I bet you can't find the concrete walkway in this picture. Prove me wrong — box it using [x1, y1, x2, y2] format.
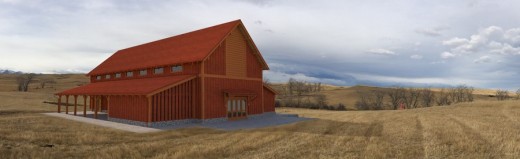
[43, 111, 312, 133]
[42, 112, 161, 133]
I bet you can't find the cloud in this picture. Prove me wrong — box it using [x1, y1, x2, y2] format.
[264, 71, 352, 86]
[410, 54, 423, 59]
[415, 26, 449, 37]
[441, 52, 455, 59]
[488, 41, 520, 55]
[473, 55, 492, 63]
[366, 48, 396, 55]
[442, 26, 520, 55]
[442, 37, 469, 46]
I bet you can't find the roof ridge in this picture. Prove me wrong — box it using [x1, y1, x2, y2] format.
[87, 19, 241, 76]
[118, 19, 242, 53]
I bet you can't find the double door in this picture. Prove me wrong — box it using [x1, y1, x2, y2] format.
[227, 97, 247, 120]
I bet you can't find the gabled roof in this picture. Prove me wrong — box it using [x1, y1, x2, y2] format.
[57, 75, 195, 96]
[88, 19, 269, 76]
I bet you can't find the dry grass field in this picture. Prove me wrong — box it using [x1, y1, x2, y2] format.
[1, 74, 520, 158]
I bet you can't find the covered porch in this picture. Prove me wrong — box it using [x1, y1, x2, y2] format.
[55, 75, 197, 125]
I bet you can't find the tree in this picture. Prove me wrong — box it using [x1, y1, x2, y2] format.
[372, 90, 385, 110]
[16, 73, 36, 92]
[388, 86, 406, 110]
[403, 88, 421, 109]
[436, 88, 451, 106]
[263, 78, 271, 86]
[39, 77, 56, 89]
[355, 91, 371, 110]
[496, 89, 509, 101]
[420, 88, 435, 107]
[315, 93, 327, 109]
[516, 88, 520, 100]
[337, 103, 346, 111]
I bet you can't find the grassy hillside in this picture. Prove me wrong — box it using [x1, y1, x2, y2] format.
[270, 83, 497, 110]
[1, 74, 519, 158]
[1, 93, 520, 158]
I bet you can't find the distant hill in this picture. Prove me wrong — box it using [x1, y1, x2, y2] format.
[0, 69, 23, 74]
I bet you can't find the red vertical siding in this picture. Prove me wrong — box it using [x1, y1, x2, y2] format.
[246, 45, 263, 78]
[263, 87, 275, 112]
[108, 95, 148, 122]
[204, 77, 263, 119]
[204, 42, 226, 75]
[149, 78, 200, 122]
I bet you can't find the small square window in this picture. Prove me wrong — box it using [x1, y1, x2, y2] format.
[154, 67, 164, 74]
[171, 65, 183, 72]
[139, 69, 147, 76]
[126, 71, 133, 77]
[105, 74, 111, 79]
[96, 76, 101, 80]
[115, 73, 121, 78]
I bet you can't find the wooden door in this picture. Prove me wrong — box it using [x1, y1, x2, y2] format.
[227, 97, 247, 120]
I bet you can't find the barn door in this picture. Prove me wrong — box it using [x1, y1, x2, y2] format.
[227, 97, 247, 120]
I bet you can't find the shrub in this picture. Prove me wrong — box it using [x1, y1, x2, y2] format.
[337, 103, 347, 111]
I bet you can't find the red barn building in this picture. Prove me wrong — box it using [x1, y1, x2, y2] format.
[56, 20, 277, 126]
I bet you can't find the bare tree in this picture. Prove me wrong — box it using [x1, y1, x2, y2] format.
[420, 88, 435, 107]
[516, 88, 520, 100]
[496, 89, 510, 101]
[315, 93, 328, 109]
[404, 88, 421, 109]
[372, 90, 385, 110]
[263, 78, 271, 86]
[39, 77, 56, 89]
[16, 73, 36, 92]
[436, 88, 451, 106]
[355, 91, 371, 110]
[388, 86, 406, 110]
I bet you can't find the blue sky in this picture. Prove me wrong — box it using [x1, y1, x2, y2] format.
[1, 0, 520, 89]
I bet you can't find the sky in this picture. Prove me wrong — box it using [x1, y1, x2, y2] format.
[1, 0, 520, 90]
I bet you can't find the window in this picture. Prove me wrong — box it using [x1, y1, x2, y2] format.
[154, 67, 164, 74]
[115, 73, 121, 78]
[105, 74, 111, 79]
[171, 65, 183, 72]
[126, 71, 133, 77]
[139, 69, 147, 76]
[96, 76, 101, 80]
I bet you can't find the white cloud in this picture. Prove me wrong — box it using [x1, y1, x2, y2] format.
[366, 48, 396, 55]
[441, 52, 455, 59]
[488, 41, 520, 55]
[442, 26, 520, 57]
[473, 55, 492, 63]
[442, 37, 469, 46]
[410, 54, 423, 59]
[264, 71, 348, 86]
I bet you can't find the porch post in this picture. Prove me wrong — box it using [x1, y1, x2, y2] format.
[73, 95, 78, 116]
[57, 95, 61, 113]
[94, 96, 98, 119]
[83, 95, 87, 117]
[65, 95, 69, 114]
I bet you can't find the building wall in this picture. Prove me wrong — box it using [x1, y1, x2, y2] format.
[150, 78, 200, 122]
[246, 45, 263, 78]
[263, 87, 276, 112]
[108, 95, 148, 122]
[225, 28, 247, 77]
[204, 42, 226, 75]
[204, 77, 263, 119]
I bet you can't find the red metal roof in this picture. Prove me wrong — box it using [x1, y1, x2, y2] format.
[88, 20, 242, 75]
[57, 75, 195, 96]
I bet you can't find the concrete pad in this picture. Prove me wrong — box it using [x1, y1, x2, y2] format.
[43, 111, 312, 132]
[42, 112, 161, 133]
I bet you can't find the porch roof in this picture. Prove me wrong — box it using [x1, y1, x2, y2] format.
[56, 75, 196, 96]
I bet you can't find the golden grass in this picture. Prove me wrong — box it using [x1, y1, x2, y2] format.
[1, 75, 520, 158]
